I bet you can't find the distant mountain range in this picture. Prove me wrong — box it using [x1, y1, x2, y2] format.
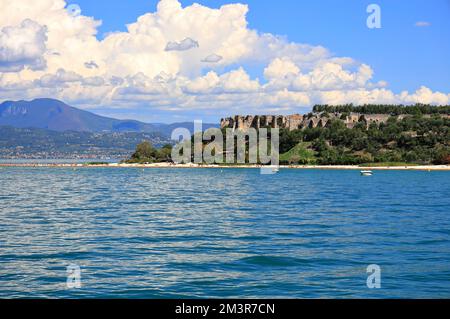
[0, 98, 219, 159]
[0, 98, 218, 136]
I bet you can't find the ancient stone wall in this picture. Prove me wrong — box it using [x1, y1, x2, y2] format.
[220, 112, 395, 131]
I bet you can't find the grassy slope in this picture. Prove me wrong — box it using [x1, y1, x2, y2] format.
[280, 142, 317, 164]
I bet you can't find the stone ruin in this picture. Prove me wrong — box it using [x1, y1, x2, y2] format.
[220, 113, 397, 131]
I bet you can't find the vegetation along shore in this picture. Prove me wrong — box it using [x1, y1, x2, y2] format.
[120, 104, 450, 167]
[1, 104, 449, 168]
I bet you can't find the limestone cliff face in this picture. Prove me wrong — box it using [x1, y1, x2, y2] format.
[220, 113, 394, 131]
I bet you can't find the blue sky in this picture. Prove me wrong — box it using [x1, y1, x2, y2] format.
[68, 0, 450, 93]
[1, 0, 449, 123]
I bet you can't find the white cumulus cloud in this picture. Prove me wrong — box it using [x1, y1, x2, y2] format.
[0, 19, 47, 72]
[0, 0, 448, 119]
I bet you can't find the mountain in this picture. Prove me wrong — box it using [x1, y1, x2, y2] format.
[151, 122, 219, 136]
[0, 98, 153, 132]
[0, 98, 218, 135]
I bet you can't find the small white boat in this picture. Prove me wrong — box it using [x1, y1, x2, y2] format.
[360, 170, 373, 176]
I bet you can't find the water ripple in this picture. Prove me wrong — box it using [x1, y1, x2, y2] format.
[0, 168, 449, 298]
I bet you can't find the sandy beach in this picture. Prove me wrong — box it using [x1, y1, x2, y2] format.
[0, 162, 449, 171]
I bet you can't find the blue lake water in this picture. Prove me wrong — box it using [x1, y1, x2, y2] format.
[0, 167, 449, 298]
[0, 158, 120, 164]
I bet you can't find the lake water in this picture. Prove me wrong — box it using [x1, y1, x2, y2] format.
[0, 158, 120, 164]
[0, 167, 449, 298]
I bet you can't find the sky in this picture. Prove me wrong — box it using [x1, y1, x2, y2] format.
[1, 0, 449, 123]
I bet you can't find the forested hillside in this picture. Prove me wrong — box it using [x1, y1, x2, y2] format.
[280, 114, 450, 165]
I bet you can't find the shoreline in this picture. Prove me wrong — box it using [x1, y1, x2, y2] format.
[0, 162, 449, 171]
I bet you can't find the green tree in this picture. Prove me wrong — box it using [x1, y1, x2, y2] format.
[156, 144, 173, 162]
[130, 141, 157, 163]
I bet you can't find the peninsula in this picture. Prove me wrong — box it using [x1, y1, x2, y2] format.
[1, 104, 449, 169]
